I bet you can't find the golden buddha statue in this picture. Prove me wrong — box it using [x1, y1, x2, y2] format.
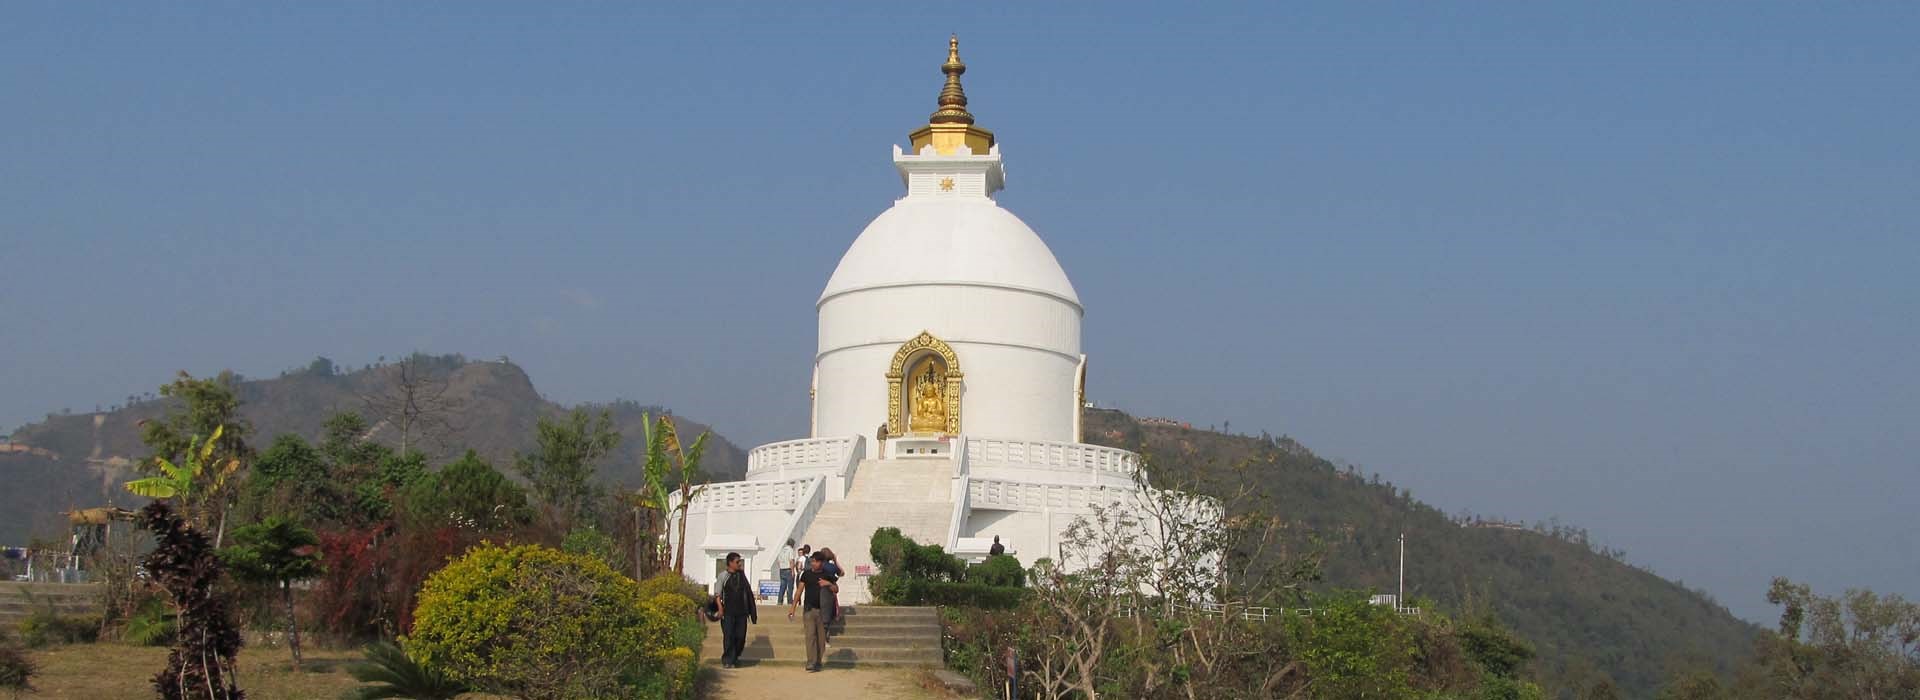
[908, 359, 947, 433]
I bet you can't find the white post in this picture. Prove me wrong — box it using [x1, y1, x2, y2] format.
[1398, 532, 1406, 611]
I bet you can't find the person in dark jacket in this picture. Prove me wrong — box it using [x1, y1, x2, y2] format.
[715, 552, 758, 668]
[817, 547, 843, 629]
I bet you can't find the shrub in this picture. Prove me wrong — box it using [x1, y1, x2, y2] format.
[405, 543, 677, 699]
[870, 527, 965, 582]
[870, 528, 1024, 608]
[346, 641, 468, 700]
[17, 611, 101, 648]
[637, 573, 708, 611]
[125, 596, 178, 647]
[871, 577, 1026, 609]
[967, 554, 1025, 588]
[561, 526, 625, 573]
[0, 643, 36, 697]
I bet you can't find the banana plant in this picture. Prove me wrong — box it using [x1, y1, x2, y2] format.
[125, 425, 242, 529]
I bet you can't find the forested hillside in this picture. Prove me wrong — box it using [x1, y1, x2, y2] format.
[0, 355, 745, 545]
[1083, 408, 1759, 698]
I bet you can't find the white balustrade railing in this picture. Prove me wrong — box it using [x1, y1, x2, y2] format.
[952, 434, 971, 478]
[964, 437, 1141, 482]
[967, 478, 1134, 513]
[1118, 601, 1421, 621]
[946, 475, 971, 551]
[694, 477, 814, 512]
[746, 435, 862, 479]
[769, 476, 826, 576]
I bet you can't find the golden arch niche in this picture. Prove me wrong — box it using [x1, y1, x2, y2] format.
[887, 331, 963, 436]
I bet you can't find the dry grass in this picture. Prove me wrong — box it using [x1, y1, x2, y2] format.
[27, 642, 367, 700]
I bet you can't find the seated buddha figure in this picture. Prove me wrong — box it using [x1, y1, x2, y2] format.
[909, 361, 946, 433]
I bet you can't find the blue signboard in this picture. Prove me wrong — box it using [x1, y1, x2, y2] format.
[758, 580, 781, 597]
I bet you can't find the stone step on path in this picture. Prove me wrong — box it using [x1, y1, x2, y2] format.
[798, 459, 955, 604]
[702, 605, 944, 668]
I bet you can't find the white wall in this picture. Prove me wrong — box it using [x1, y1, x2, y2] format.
[673, 507, 805, 586]
[816, 283, 1081, 442]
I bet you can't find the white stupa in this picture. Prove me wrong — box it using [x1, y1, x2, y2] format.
[673, 38, 1148, 598]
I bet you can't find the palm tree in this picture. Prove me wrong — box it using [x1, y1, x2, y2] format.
[347, 642, 467, 700]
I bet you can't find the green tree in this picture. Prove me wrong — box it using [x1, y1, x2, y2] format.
[1458, 614, 1536, 679]
[236, 434, 336, 524]
[402, 450, 530, 530]
[321, 412, 391, 470]
[1289, 594, 1417, 699]
[219, 517, 325, 669]
[1655, 669, 1728, 700]
[514, 408, 620, 531]
[1751, 577, 1920, 699]
[140, 371, 250, 474]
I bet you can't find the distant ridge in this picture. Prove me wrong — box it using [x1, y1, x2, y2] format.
[0, 355, 746, 545]
[1082, 408, 1759, 698]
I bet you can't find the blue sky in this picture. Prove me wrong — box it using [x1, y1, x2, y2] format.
[2, 4, 1915, 624]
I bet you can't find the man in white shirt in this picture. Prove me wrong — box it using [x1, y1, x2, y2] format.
[774, 539, 797, 605]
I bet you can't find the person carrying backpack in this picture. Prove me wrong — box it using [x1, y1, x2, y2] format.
[715, 552, 758, 668]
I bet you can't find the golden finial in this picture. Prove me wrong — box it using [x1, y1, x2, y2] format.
[930, 34, 973, 124]
[910, 35, 995, 155]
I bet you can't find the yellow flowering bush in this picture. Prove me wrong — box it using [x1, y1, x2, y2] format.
[636, 572, 708, 609]
[405, 544, 676, 699]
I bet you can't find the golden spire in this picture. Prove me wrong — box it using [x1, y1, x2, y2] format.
[909, 35, 995, 155]
[930, 35, 973, 125]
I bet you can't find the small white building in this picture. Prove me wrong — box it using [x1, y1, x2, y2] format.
[672, 38, 1158, 599]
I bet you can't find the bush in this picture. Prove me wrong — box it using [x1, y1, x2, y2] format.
[870, 528, 1024, 608]
[346, 641, 468, 700]
[17, 611, 101, 648]
[967, 554, 1025, 588]
[870, 527, 966, 582]
[405, 543, 679, 699]
[125, 596, 178, 647]
[637, 572, 708, 611]
[871, 577, 1026, 609]
[0, 643, 36, 696]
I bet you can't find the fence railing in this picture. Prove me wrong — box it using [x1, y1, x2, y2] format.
[946, 475, 971, 551]
[1119, 600, 1422, 621]
[693, 477, 815, 512]
[768, 476, 826, 576]
[746, 435, 862, 479]
[967, 478, 1133, 513]
[964, 437, 1140, 483]
[828, 436, 866, 498]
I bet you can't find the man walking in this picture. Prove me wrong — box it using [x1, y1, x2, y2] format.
[715, 552, 757, 668]
[775, 539, 797, 606]
[787, 550, 839, 672]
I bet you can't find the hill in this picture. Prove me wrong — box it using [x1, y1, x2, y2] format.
[0, 355, 746, 545]
[1083, 408, 1759, 698]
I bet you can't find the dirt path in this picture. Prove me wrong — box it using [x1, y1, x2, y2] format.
[703, 663, 948, 699]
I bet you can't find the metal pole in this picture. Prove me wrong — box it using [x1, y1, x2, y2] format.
[1398, 532, 1406, 610]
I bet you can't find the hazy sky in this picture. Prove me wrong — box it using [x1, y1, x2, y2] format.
[3, 4, 1914, 624]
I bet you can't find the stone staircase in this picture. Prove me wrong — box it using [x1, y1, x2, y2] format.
[796, 458, 954, 602]
[699, 605, 943, 668]
[0, 582, 102, 630]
